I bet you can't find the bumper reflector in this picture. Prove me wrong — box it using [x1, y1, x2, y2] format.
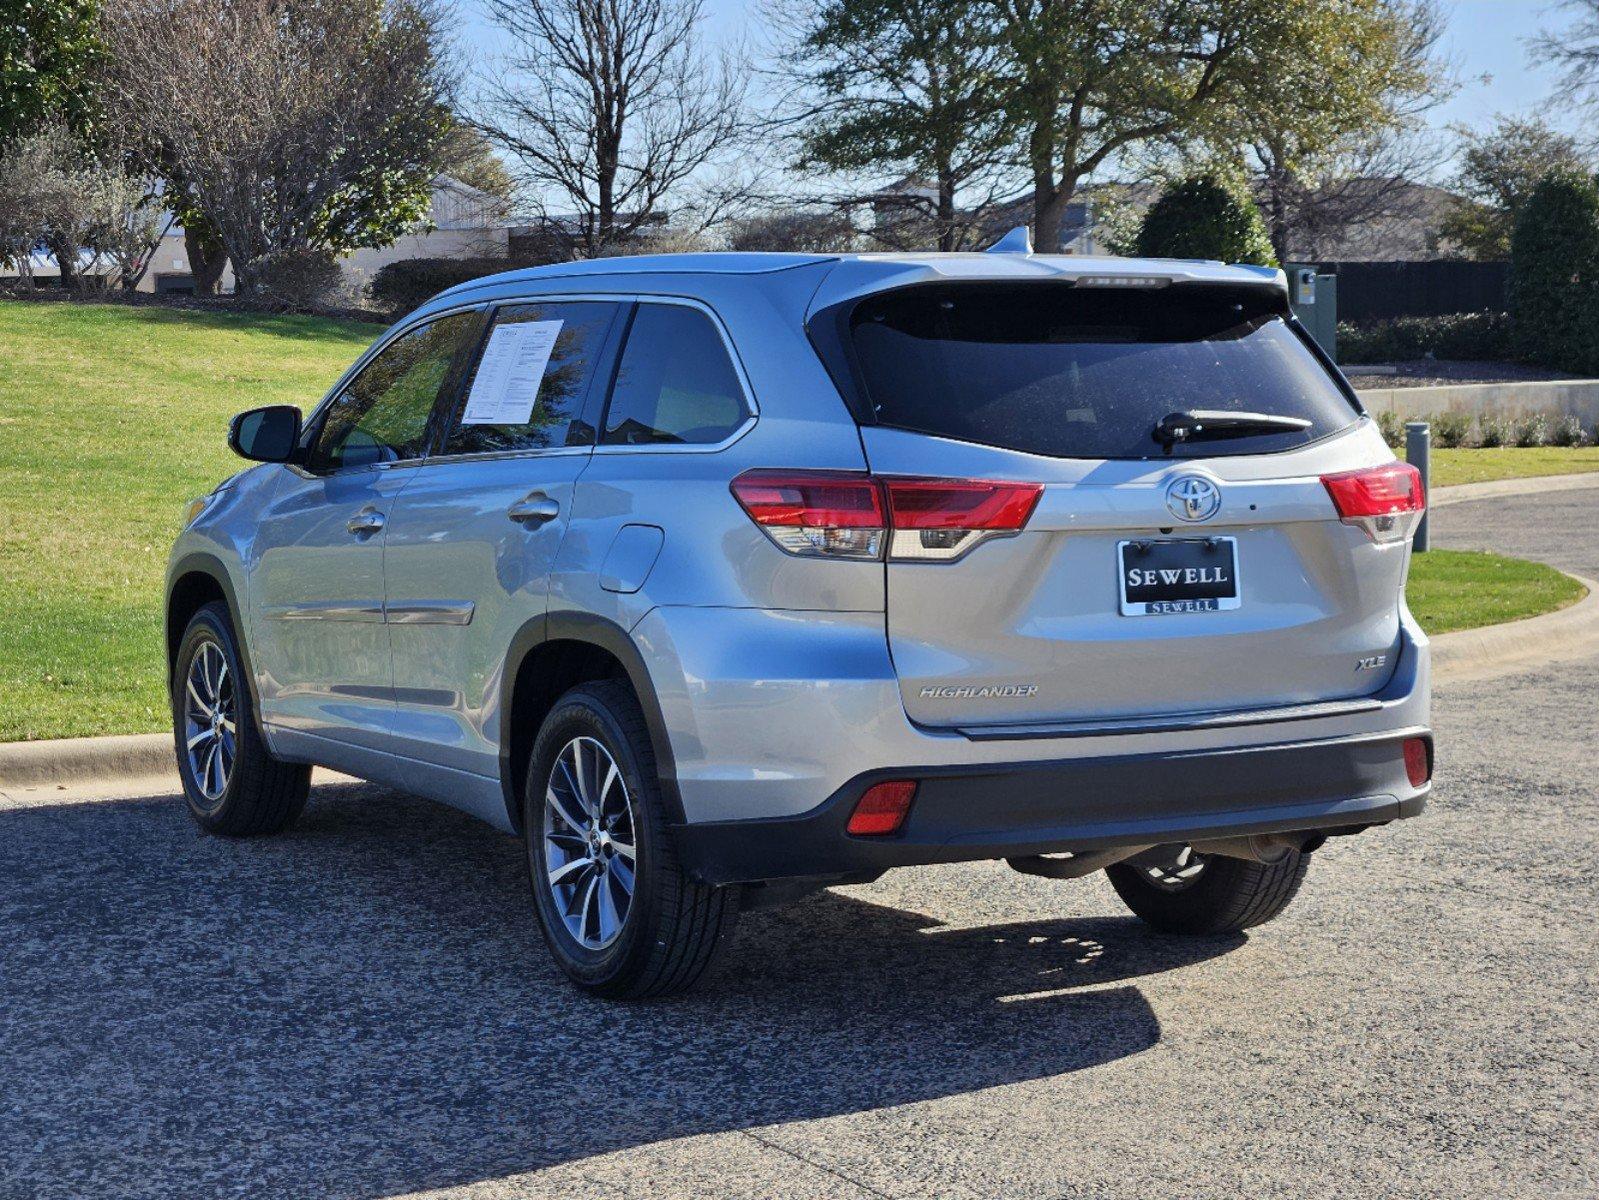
[1402, 737, 1432, 788]
[847, 780, 918, 836]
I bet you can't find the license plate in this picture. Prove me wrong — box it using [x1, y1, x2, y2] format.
[1118, 537, 1240, 616]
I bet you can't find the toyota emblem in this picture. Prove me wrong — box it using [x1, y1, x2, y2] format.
[1165, 476, 1222, 522]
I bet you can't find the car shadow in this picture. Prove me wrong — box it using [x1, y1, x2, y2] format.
[0, 781, 1244, 1199]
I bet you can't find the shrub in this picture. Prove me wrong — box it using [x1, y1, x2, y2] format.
[253, 249, 343, 309]
[1134, 173, 1277, 267]
[1336, 311, 1515, 365]
[1477, 414, 1511, 448]
[1514, 412, 1550, 447]
[368, 256, 549, 316]
[1375, 409, 1406, 449]
[1430, 411, 1474, 448]
[1510, 170, 1599, 373]
[1551, 412, 1589, 446]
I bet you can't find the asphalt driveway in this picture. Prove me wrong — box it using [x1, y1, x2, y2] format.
[2, 490, 1595, 1199]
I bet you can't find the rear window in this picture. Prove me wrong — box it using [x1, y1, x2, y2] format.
[846, 283, 1358, 459]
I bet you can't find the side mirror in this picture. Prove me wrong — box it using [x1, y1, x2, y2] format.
[228, 405, 302, 463]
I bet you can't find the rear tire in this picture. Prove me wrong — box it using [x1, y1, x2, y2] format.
[1106, 843, 1310, 934]
[524, 680, 740, 999]
[171, 601, 310, 835]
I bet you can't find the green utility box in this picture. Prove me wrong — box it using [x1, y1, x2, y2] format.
[1286, 265, 1337, 360]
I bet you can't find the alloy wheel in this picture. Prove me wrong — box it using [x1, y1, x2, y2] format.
[183, 641, 236, 805]
[542, 736, 638, 950]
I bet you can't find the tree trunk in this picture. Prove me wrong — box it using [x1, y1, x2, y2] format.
[184, 222, 227, 296]
[936, 175, 957, 252]
[46, 232, 79, 291]
[1033, 172, 1078, 253]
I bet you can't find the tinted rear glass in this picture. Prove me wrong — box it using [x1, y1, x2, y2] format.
[847, 283, 1358, 459]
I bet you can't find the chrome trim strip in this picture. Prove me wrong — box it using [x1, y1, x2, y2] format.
[260, 601, 386, 623]
[384, 600, 476, 626]
[951, 697, 1386, 741]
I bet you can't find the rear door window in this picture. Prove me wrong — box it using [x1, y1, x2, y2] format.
[601, 303, 749, 446]
[443, 300, 621, 456]
[845, 283, 1358, 459]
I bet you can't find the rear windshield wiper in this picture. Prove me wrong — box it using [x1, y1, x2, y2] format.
[1152, 410, 1312, 450]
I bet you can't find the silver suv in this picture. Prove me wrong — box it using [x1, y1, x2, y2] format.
[166, 250, 1432, 997]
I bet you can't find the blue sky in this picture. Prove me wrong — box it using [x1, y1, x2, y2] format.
[460, 0, 1589, 166]
[1435, 0, 1585, 132]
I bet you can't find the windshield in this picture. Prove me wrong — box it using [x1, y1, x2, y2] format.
[846, 282, 1359, 459]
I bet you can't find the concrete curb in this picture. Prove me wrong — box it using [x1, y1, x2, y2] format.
[1430, 572, 1599, 684]
[3, 473, 1596, 788]
[1430, 470, 1599, 508]
[0, 733, 172, 790]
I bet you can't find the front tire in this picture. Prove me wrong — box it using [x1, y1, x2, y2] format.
[171, 601, 310, 835]
[524, 681, 740, 998]
[1106, 843, 1310, 934]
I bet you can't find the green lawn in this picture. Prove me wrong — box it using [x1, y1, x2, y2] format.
[0, 303, 1588, 741]
[1406, 549, 1586, 635]
[0, 300, 383, 741]
[1419, 446, 1599, 488]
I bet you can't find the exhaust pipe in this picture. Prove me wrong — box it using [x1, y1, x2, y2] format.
[1008, 832, 1318, 881]
[1007, 845, 1154, 880]
[1189, 832, 1309, 864]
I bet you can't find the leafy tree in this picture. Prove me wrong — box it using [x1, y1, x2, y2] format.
[780, 0, 1014, 251]
[1219, 1, 1450, 262]
[1134, 173, 1276, 266]
[1440, 116, 1589, 261]
[1509, 170, 1599, 373]
[0, 118, 161, 290]
[438, 121, 517, 205]
[101, 0, 452, 297]
[991, 0, 1447, 252]
[0, 0, 99, 148]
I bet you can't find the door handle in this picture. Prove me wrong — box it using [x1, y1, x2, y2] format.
[507, 492, 561, 525]
[347, 507, 386, 536]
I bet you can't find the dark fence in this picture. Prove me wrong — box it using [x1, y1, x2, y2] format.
[1314, 260, 1510, 324]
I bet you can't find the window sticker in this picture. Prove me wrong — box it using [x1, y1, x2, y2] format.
[461, 320, 564, 425]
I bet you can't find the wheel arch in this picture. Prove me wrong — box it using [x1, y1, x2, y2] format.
[165, 553, 265, 719]
[499, 611, 684, 834]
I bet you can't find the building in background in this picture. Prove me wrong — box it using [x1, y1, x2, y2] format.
[2, 175, 512, 296]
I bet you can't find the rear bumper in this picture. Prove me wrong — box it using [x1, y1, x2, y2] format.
[673, 728, 1430, 886]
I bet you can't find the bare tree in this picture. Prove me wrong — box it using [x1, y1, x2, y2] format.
[1533, 0, 1599, 110]
[725, 205, 859, 252]
[99, 0, 453, 297]
[472, 0, 749, 255]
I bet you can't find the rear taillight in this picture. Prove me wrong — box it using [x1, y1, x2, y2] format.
[883, 478, 1043, 561]
[730, 471, 1041, 562]
[1403, 736, 1432, 787]
[846, 780, 917, 835]
[729, 470, 885, 559]
[1321, 462, 1425, 544]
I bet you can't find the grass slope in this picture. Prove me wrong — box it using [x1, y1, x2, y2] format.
[1422, 446, 1599, 488]
[0, 301, 382, 741]
[1407, 549, 1585, 635]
